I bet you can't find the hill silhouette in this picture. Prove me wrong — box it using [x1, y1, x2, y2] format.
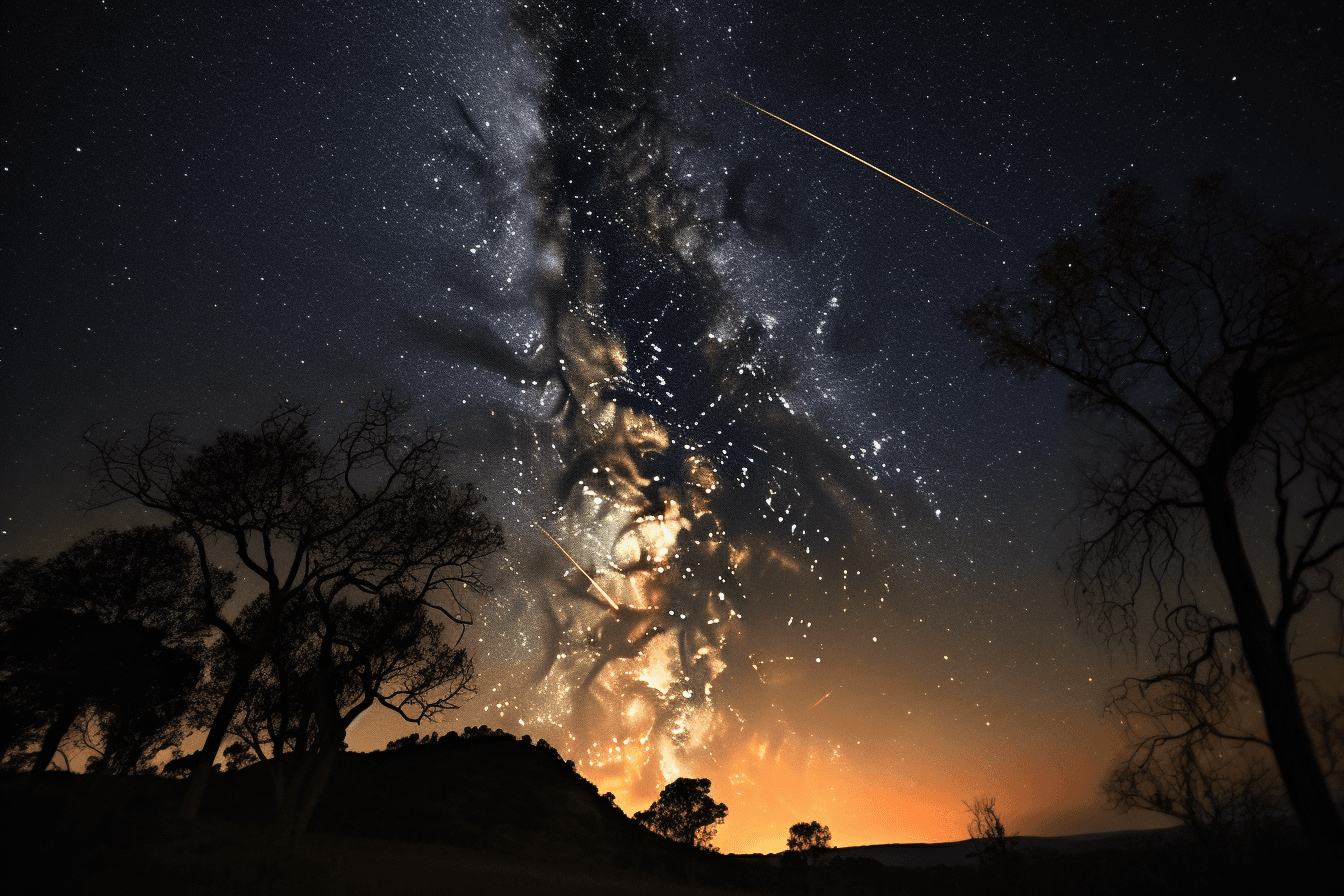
[212, 727, 694, 867]
[3, 728, 769, 895]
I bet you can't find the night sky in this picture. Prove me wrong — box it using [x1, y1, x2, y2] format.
[4, 0, 1341, 853]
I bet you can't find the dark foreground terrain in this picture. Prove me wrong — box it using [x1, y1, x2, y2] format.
[0, 730, 1326, 895]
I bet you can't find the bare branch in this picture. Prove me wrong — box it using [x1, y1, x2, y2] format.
[960, 174, 1344, 850]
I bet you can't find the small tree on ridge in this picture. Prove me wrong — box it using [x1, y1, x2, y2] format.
[634, 776, 728, 850]
[786, 820, 832, 866]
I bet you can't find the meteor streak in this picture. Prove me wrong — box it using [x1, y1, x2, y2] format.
[729, 92, 1000, 237]
[535, 521, 621, 611]
[810, 690, 834, 709]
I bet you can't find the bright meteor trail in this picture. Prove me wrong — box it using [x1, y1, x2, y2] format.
[729, 92, 1000, 237]
[534, 522, 621, 611]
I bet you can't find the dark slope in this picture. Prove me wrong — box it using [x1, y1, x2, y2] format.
[201, 726, 770, 887]
[2, 729, 760, 895]
[244, 728, 665, 863]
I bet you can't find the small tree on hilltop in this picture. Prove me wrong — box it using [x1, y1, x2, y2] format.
[786, 820, 832, 866]
[634, 777, 728, 851]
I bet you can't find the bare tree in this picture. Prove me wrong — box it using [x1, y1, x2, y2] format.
[264, 585, 475, 843]
[1103, 603, 1281, 843]
[958, 174, 1344, 854]
[1106, 732, 1285, 845]
[1106, 627, 1344, 844]
[963, 795, 1019, 864]
[88, 394, 504, 820]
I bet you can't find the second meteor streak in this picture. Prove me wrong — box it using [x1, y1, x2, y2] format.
[729, 92, 1000, 237]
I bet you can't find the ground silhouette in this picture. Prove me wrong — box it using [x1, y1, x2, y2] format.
[3, 725, 1326, 895]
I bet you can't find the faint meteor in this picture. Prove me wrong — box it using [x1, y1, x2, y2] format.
[535, 521, 621, 611]
[810, 690, 834, 709]
[728, 92, 1000, 237]
[452, 93, 487, 145]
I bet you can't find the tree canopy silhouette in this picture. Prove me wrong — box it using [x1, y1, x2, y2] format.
[634, 777, 728, 850]
[215, 582, 476, 843]
[88, 394, 504, 826]
[959, 174, 1344, 854]
[0, 526, 213, 773]
[786, 820, 832, 866]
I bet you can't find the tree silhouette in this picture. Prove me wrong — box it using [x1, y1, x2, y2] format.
[0, 527, 212, 772]
[88, 394, 504, 822]
[959, 175, 1344, 855]
[634, 777, 728, 850]
[963, 795, 1019, 865]
[222, 585, 476, 844]
[82, 623, 202, 775]
[1105, 732, 1287, 846]
[204, 592, 321, 807]
[1104, 658, 1344, 846]
[786, 820, 832, 866]
[1, 608, 117, 771]
[0, 555, 56, 765]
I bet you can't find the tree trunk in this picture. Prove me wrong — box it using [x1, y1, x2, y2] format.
[266, 746, 288, 812]
[273, 736, 341, 849]
[288, 741, 341, 848]
[29, 701, 82, 773]
[273, 748, 317, 846]
[1201, 480, 1344, 856]
[179, 653, 259, 820]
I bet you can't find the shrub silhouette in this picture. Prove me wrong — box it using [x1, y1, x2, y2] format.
[964, 795, 1019, 865]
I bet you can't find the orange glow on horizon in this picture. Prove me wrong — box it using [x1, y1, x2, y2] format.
[347, 664, 1175, 856]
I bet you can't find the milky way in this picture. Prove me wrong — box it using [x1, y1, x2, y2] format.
[430, 0, 953, 802]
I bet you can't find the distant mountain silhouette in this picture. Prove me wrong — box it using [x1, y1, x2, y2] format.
[824, 828, 1194, 869]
